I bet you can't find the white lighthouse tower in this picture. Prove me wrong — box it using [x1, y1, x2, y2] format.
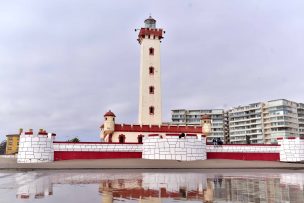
[138, 16, 164, 125]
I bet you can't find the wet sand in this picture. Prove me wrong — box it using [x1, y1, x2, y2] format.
[0, 157, 304, 170]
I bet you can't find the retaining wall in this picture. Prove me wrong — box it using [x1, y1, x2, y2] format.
[17, 133, 55, 163]
[278, 137, 304, 162]
[206, 144, 280, 161]
[142, 134, 207, 161]
[53, 142, 142, 161]
[17, 132, 304, 163]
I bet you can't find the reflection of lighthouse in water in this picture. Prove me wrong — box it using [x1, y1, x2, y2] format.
[98, 173, 207, 202]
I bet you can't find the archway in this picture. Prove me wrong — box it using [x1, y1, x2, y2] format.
[137, 135, 144, 144]
[118, 134, 125, 143]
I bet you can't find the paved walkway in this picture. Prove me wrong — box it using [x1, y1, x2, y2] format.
[1, 158, 304, 170]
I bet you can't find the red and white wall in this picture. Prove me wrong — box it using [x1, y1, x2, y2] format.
[53, 142, 142, 160]
[106, 124, 202, 143]
[206, 144, 280, 161]
[17, 131, 304, 163]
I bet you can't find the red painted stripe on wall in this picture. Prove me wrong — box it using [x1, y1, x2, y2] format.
[207, 152, 280, 161]
[54, 151, 142, 161]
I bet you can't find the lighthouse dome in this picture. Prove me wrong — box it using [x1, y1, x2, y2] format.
[144, 16, 156, 28]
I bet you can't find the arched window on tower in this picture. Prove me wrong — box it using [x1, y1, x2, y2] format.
[137, 135, 144, 144]
[149, 47, 154, 55]
[118, 134, 125, 143]
[149, 106, 155, 115]
[149, 86, 154, 94]
[149, 66, 154, 75]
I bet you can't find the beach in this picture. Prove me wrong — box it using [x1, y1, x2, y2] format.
[1, 157, 304, 170]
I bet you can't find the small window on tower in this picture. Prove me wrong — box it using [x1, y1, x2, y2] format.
[149, 106, 155, 115]
[149, 86, 154, 94]
[149, 47, 154, 55]
[149, 67, 154, 75]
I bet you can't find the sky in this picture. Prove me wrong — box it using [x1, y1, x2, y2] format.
[1, 0, 304, 141]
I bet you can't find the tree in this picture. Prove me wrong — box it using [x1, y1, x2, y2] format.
[67, 137, 80, 143]
[0, 140, 7, 155]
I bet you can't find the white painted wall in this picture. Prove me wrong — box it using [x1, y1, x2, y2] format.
[104, 116, 115, 133]
[17, 133, 55, 163]
[279, 138, 304, 162]
[139, 34, 162, 125]
[53, 143, 142, 152]
[206, 145, 280, 153]
[142, 135, 207, 161]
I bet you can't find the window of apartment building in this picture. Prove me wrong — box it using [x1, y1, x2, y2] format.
[149, 86, 154, 94]
[149, 66, 154, 75]
[149, 47, 154, 55]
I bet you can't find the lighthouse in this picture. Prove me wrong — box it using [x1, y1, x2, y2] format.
[137, 16, 164, 125]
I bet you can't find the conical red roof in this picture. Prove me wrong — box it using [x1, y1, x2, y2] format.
[104, 110, 116, 117]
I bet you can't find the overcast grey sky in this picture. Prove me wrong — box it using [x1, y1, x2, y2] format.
[1, 0, 304, 141]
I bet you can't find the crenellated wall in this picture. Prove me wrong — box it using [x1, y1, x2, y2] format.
[16, 131, 304, 163]
[108, 124, 203, 143]
[17, 132, 56, 163]
[142, 134, 207, 161]
[278, 137, 304, 162]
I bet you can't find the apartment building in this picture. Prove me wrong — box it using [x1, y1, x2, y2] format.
[262, 99, 299, 143]
[298, 103, 304, 137]
[171, 99, 304, 144]
[228, 99, 302, 144]
[6, 134, 20, 155]
[171, 109, 227, 143]
[228, 103, 264, 144]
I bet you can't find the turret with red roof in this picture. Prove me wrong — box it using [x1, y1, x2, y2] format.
[101, 110, 116, 142]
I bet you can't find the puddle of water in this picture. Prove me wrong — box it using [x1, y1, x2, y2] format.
[0, 170, 303, 203]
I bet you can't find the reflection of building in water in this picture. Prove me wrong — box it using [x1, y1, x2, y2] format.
[98, 173, 207, 202]
[209, 174, 304, 203]
[14, 172, 304, 203]
[16, 173, 53, 199]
